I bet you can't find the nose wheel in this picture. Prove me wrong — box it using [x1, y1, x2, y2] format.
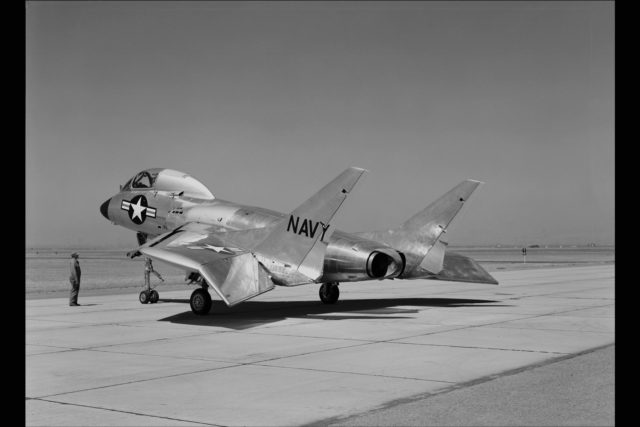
[139, 290, 149, 304]
[139, 289, 159, 304]
[149, 289, 159, 303]
[319, 282, 340, 304]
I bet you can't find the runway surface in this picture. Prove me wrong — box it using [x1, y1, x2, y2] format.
[26, 265, 614, 426]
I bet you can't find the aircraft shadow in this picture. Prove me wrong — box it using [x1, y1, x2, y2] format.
[157, 297, 510, 330]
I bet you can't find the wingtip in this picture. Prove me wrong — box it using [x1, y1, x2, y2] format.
[467, 179, 485, 185]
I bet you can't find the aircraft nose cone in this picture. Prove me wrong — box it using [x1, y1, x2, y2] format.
[100, 198, 111, 220]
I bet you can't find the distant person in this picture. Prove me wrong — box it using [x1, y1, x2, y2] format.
[69, 252, 81, 306]
[144, 257, 164, 291]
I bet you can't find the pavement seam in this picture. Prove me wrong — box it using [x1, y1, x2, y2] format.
[249, 362, 456, 384]
[486, 324, 614, 333]
[26, 330, 223, 355]
[242, 330, 383, 343]
[387, 340, 569, 354]
[244, 341, 374, 365]
[89, 330, 225, 350]
[500, 286, 613, 299]
[82, 347, 238, 363]
[28, 397, 219, 426]
[82, 335, 364, 364]
[32, 364, 244, 399]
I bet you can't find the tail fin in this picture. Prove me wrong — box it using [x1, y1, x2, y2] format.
[401, 179, 482, 246]
[357, 180, 482, 275]
[255, 167, 366, 280]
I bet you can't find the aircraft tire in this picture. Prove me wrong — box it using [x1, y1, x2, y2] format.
[190, 289, 212, 315]
[149, 290, 159, 304]
[139, 290, 150, 304]
[319, 283, 339, 304]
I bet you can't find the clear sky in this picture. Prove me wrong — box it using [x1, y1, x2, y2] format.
[26, 1, 614, 249]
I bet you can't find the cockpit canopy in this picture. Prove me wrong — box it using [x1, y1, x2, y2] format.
[121, 168, 214, 200]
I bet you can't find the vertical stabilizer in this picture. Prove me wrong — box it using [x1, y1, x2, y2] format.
[356, 179, 482, 275]
[401, 179, 482, 246]
[255, 167, 366, 280]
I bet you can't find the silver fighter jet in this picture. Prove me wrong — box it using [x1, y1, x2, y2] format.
[100, 168, 497, 315]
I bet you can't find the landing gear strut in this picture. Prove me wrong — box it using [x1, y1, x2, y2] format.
[319, 282, 340, 304]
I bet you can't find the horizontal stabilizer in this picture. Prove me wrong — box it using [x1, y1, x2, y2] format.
[427, 251, 498, 285]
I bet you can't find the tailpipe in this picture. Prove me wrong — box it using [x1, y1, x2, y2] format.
[366, 249, 404, 279]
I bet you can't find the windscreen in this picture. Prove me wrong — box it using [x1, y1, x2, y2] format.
[122, 170, 157, 191]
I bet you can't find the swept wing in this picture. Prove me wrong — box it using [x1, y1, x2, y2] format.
[133, 167, 366, 305]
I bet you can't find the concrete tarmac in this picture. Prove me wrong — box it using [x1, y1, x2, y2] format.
[26, 265, 614, 426]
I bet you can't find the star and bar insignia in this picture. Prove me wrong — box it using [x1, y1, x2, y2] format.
[186, 244, 240, 255]
[121, 195, 157, 225]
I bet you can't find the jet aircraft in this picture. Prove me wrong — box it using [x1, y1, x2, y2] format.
[100, 168, 497, 315]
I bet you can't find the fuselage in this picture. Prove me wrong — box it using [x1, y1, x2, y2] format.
[102, 187, 404, 284]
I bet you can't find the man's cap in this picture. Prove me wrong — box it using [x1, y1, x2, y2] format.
[71, 252, 79, 257]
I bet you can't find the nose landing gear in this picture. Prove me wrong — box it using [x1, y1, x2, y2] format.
[139, 289, 159, 304]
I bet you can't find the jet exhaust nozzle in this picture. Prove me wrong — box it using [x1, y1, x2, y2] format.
[366, 249, 404, 279]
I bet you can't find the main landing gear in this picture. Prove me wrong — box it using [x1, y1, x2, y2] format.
[185, 273, 212, 315]
[319, 282, 340, 304]
[190, 288, 212, 315]
[139, 289, 159, 304]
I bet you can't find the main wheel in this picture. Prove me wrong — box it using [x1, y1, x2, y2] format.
[139, 290, 150, 304]
[190, 288, 212, 315]
[319, 282, 340, 304]
[149, 289, 159, 304]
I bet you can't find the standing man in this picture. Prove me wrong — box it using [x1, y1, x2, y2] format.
[69, 252, 81, 306]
